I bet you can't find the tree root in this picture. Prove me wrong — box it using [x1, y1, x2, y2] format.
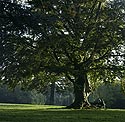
[65, 101, 93, 109]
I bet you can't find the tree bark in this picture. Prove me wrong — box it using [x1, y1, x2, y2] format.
[66, 73, 90, 109]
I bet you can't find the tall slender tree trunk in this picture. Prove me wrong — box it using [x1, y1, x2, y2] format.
[49, 82, 55, 105]
[66, 73, 90, 109]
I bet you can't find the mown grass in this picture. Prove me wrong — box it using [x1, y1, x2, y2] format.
[0, 103, 125, 122]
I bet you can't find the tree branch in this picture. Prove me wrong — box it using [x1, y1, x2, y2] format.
[95, 2, 102, 21]
[89, 65, 125, 71]
[52, 49, 60, 63]
[64, 49, 74, 63]
[93, 49, 111, 63]
[65, 73, 75, 83]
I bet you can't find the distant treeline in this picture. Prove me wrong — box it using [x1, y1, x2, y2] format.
[0, 83, 125, 109]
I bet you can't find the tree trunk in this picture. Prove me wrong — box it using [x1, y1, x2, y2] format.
[66, 73, 90, 109]
[49, 82, 55, 105]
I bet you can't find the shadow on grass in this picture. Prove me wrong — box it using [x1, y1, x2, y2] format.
[0, 109, 125, 122]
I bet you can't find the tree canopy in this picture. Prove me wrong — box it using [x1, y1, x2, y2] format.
[0, 0, 125, 108]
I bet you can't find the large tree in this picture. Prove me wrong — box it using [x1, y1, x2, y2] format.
[0, 0, 125, 108]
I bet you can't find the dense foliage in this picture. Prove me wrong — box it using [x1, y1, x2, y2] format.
[0, 0, 125, 108]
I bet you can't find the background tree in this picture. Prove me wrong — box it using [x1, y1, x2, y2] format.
[0, 0, 125, 108]
[30, 90, 45, 104]
[45, 77, 74, 105]
[89, 82, 125, 108]
[0, 85, 32, 104]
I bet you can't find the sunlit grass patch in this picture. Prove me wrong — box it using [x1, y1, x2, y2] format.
[0, 103, 64, 110]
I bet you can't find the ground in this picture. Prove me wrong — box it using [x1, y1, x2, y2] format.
[0, 103, 125, 122]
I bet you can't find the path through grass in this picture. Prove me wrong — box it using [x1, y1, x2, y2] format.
[0, 103, 125, 122]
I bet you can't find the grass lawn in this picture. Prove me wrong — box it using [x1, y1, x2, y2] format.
[0, 103, 125, 122]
